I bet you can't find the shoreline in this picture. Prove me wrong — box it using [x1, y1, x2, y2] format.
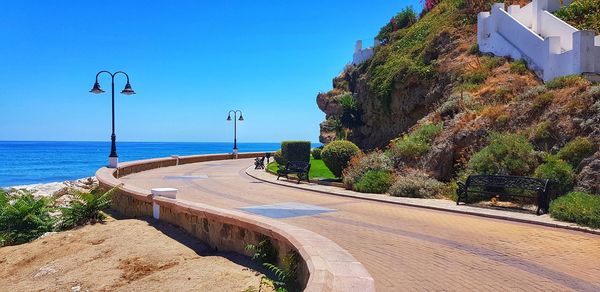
[3, 177, 97, 197]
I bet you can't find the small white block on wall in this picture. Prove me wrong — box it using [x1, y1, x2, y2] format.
[153, 202, 160, 219]
[151, 188, 178, 199]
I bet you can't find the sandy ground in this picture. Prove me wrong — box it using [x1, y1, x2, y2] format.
[0, 218, 272, 292]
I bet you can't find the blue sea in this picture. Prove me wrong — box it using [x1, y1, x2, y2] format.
[0, 141, 308, 187]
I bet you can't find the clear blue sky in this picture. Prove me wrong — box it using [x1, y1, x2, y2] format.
[0, 0, 420, 143]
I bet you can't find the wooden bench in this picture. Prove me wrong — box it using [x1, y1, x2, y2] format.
[254, 157, 265, 169]
[277, 161, 311, 184]
[456, 175, 550, 215]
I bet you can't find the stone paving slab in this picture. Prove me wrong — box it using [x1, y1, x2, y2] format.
[247, 167, 600, 235]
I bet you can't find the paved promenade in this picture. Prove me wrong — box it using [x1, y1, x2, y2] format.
[121, 158, 600, 291]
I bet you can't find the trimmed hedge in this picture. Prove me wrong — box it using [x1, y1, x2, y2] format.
[321, 140, 361, 177]
[274, 149, 287, 165]
[311, 148, 322, 159]
[281, 141, 311, 163]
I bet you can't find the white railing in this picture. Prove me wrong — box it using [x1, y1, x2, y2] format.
[478, 0, 600, 81]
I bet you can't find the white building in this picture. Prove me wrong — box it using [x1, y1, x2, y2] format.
[478, 0, 600, 81]
[352, 39, 379, 66]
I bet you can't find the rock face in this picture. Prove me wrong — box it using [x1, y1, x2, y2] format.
[317, 65, 452, 150]
[575, 150, 600, 194]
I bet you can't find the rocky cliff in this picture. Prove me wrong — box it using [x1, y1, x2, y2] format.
[317, 0, 600, 192]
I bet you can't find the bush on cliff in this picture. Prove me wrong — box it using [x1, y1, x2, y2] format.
[468, 133, 536, 176]
[343, 151, 393, 188]
[353, 170, 395, 194]
[388, 171, 445, 198]
[388, 122, 443, 162]
[557, 137, 596, 167]
[554, 0, 600, 33]
[534, 155, 576, 196]
[321, 141, 361, 177]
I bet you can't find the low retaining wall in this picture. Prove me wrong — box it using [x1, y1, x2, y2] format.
[96, 153, 374, 292]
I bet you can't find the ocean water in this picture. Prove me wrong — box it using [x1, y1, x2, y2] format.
[0, 141, 309, 187]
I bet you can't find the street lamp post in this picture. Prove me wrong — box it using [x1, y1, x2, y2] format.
[90, 71, 136, 168]
[226, 110, 244, 158]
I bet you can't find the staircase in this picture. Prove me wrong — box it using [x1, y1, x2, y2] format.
[478, 0, 600, 81]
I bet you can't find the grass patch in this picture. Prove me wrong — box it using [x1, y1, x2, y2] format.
[267, 157, 336, 180]
[545, 75, 588, 90]
[510, 59, 528, 74]
[550, 191, 600, 229]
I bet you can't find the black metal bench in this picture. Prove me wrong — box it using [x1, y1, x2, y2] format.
[456, 175, 550, 215]
[277, 161, 311, 184]
[254, 157, 265, 169]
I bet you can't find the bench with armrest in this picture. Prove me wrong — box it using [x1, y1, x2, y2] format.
[456, 174, 550, 215]
[254, 157, 265, 169]
[277, 161, 311, 184]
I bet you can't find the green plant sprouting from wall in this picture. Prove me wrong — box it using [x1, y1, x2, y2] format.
[245, 236, 300, 291]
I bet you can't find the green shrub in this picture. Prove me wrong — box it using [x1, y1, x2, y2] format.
[463, 70, 488, 84]
[481, 56, 503, 70]
[321, 140, 361, 177]
[545, 75, 587, 90]
[557, 137, 596, 167]
[343, 151, 393, 188]
[281, 141, 311, 163]
[339, 93, 361, 128]
[388, 122, 443, 162]
[0, 193, 55, 246]
[534, 155, 576, 195]
[388, 171, 445, 198]
[274, 149, 287, 165]
[353, 170, 395, 194]
[468, 43, 480, 55]
[531, 121, 552, 140]
[468, 133, 536, 176]
[533, 92, 554, 109]
[376, 6, 418, 44]
[311, 148, 322, 159]
[554, 0, 600, 33]
[495, 114, 510, 126]
[510, 59, 528, 74]
[550, 191, 600, 229]
[59, 187, 115, 230]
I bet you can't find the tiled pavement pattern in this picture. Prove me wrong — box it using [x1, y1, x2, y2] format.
[121, 158, 600, 291]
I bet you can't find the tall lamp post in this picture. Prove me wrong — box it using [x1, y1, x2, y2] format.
[89, 71, 136, 168]
[226, 110, 244, 157]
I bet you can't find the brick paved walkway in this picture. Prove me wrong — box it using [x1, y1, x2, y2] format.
[121, 158, 600, 291]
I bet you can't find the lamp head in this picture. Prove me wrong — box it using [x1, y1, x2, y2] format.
[238, 114, 244, 121]
[90, 82, 105, 94]
[121, 82, 136, 95]
[226, 114, 232, 121]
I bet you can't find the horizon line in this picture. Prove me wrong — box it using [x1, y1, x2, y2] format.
[0, 140, 321, 144]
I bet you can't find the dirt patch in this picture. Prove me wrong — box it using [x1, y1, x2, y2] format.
[0, 219, 273, 292]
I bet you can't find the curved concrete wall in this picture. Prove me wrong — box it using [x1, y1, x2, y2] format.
[96, 153, 374, 292]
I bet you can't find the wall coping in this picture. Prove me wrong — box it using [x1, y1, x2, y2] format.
[95, 153, 375, 292]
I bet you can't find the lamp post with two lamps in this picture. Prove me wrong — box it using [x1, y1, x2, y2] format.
[89, 70, 136, 168]
[226, 110, 244, 158]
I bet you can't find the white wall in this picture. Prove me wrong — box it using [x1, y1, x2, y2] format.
[352, 39, 376, 65]
[478, 0, 600, 81]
